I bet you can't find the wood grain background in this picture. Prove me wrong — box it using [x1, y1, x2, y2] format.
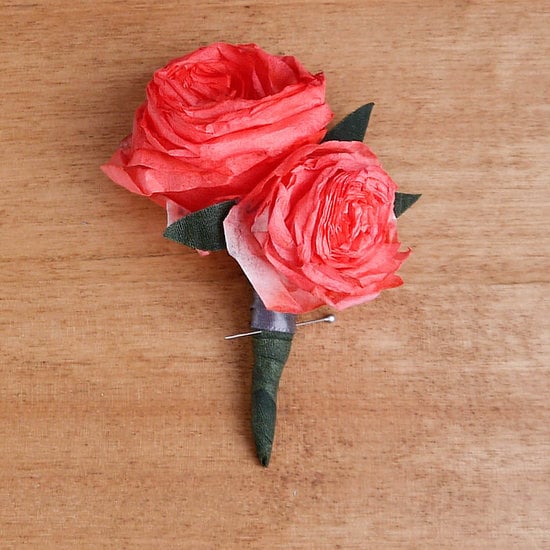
[1, 1, 548, 547]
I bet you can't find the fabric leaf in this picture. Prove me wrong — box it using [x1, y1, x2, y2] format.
[163, 200, 236, 250]
[322, 102, 374, 143]
[394, 193, 421, 218]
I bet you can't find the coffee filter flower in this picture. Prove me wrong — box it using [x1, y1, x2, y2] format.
[102, 42, 332, 214]
[224, 141, 411, 314]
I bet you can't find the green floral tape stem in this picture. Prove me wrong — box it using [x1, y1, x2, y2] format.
[251, 330, 294, 467]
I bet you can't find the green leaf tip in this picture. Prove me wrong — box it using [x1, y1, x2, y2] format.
[394, 193, 421, 218]
[322, 102, 374, 143]
[252, 388, 276, 467]
[163, 200, 236, 251]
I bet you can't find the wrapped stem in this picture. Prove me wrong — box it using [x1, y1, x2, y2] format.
[252, 331, 294, 466]
[250, 292, 296, 466]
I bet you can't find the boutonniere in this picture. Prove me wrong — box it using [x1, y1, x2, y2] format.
[103, 42, 420, 467]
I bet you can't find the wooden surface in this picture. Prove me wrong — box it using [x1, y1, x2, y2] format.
[1, 1, 548, 547]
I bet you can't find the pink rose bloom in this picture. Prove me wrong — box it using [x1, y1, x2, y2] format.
[224, 141, 410, 314]
[102, 42, 333, 217]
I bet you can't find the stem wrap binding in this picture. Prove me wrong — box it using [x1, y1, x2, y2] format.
[251, 331, 294, 467]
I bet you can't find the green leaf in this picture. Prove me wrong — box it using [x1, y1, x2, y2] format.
[322, 102, 374, 143]
[394, 193, 421, 218]
[163, 200, 236, 251]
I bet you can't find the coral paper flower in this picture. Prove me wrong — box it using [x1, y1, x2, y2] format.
[224, 141, 410, 314]
[101, 42, 332, 215]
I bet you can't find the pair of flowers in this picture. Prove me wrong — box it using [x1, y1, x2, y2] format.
[102, 42, 420, 466]
[102, 42, 412, 315]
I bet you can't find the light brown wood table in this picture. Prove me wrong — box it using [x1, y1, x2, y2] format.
[1, 1, 548, 547]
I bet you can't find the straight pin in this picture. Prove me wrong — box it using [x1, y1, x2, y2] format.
[225, 314, 336, 340]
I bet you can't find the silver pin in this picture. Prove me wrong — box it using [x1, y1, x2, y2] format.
[225, 314, 336, 340]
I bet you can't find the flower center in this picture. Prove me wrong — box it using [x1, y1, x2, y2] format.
[169, 64, 238, 105]
[316, 171, 384, 260]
